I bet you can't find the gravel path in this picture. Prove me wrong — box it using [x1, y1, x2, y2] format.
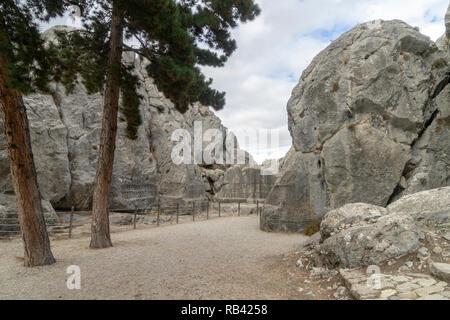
[0, 216, 308, 300]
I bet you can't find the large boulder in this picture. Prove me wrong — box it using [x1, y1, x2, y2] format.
[288, 20, 439, 152]
[314, 187, 450, 268]
[262, 18, 450, 233]
[321, 210, 419, 268]
[387, 187, 450, 226]
[396, 85, 450, 199]
[319, 203, 389, 240]
[216, 165, 277, 202]
[0, 94, 71, 204]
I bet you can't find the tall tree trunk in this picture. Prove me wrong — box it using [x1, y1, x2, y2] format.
[90, 2, 123, 249]
[0, 29, 55, 267]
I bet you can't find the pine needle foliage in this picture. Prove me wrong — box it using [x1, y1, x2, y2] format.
[0, 0, 74, 94]
[53, 0, 260, 139]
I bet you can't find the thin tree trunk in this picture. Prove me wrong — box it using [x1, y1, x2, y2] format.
[0, 27, 55, 266]
[90, 2, 123, 249]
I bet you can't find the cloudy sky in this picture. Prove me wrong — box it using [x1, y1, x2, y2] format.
[45, 0, 449, 163]
[201, 0, 449, 163]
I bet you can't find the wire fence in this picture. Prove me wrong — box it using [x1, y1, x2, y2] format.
[0, 212, 61, 241]
[0, 199, 266, 241]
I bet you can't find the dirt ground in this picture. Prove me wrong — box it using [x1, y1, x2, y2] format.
[0, 215, 341, 300]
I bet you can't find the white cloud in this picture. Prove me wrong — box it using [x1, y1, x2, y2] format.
[42, 1, 449, 164]
[202, 0, 449, 163]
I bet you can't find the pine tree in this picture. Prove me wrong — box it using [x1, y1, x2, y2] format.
[0, 0, 73, 266]
[55, 0, 260, 248]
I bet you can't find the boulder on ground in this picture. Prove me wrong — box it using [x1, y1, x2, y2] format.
[308, 187, 450, 268]
[387, 187, 450, 226]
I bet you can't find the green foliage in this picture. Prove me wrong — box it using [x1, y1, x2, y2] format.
[53, 0, 260, 136]
[300, 203, 321, 236]
[304, 220, 321, 236]
[432, 58, 448, 69]
[0, 0, 73, 94]
[52, 27, 109, 95]
[120, 66, 142, 140]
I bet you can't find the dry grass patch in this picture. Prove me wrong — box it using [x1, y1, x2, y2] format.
[332, 81, 340, 92]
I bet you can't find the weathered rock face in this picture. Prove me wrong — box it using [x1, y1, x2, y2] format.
[322, 123, 411, 208]
[0, 26, 257, 214]
[263, 18, 450, 232]
[261, 150, 328, 233]
[321, 211, 420, 268]
[216, 165, 277, 202]
[0, 194, 58, 232]
[288, 20, 439, 152]
[314, 187, 450, 268]
[319, 203, 389, 240]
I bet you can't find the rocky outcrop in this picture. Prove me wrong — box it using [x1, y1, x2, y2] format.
[387, 187, 450, 226]
[303, 187, 449, 268]
[260, 150, 328, 232]
[430, 262, 450, 282]
[0, 26, 255, 216]
[320, 204, 420, 268]
[322, 123, 411, 208]
[0, 94, 72, 204]
[262, 18, 450, 232]
[215, 165, 277, 202]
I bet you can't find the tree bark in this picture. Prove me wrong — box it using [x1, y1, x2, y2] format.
[90, 2, 123, 249]
[0, 28, 55, 267]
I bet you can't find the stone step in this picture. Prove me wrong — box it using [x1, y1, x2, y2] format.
[430, 262, 450, 282]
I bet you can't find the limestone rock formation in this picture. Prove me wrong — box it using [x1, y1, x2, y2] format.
[0, 94, 72, 204]
[261, 150, 328, 232]
[322, 123, 411, 209]
[262, 17, 450, 232]
[319, 203, 389, 240]
[310, 187, 449, 268]
[216, 165, 277, 202]
[0, 26, 256, 217]
[321, 211, 420, 268]
[387, 187, 450, 226]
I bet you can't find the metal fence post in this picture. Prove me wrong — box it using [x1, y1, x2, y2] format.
[238, 202, 241, 217]
[207, 201, 209, 220]
[176, 203, 179, 224]
[257, 200, 259, 216]
[68, 206, 74, 239]
[193, 202, 195, 222]
[133, 210, 137, 230]
[219, 201, 221, 218]
[157, 201, 160, 227]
